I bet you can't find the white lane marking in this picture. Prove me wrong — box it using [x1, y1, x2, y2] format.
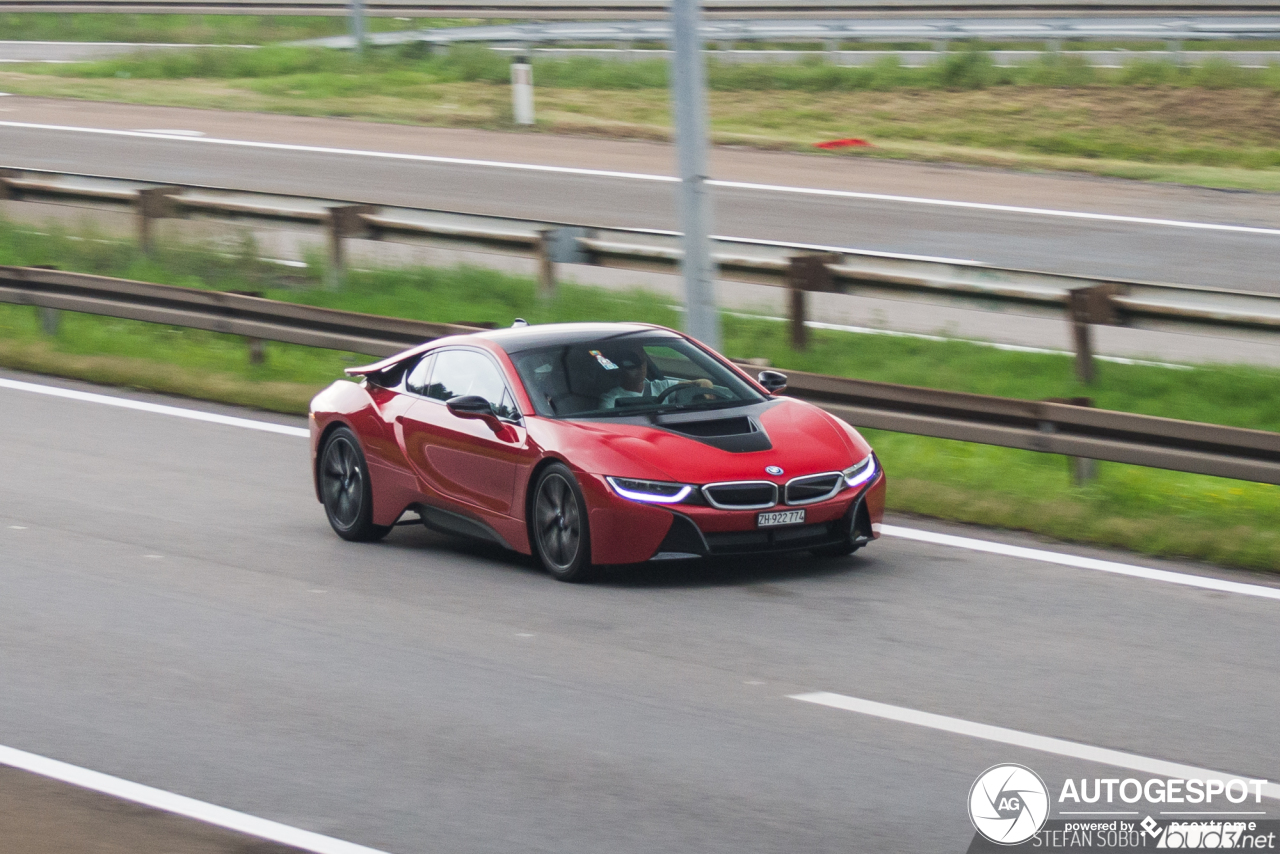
[881, 524, 1280, 602]
[0, 378, 308, 438]
[791, 692, 1280, 801]
[0, 120, 674, 183]
[5, 377, 1278, 603]
[134, 128, 206, 136]
[0, 743, 394, 854]
[3, 120, 1280, 237]
[713, 179, 1280, 237]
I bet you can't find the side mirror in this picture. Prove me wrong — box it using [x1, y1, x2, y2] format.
[445, 399, 494, 425]
[447, 395, 517, 440]
[758, 370, 788, 394]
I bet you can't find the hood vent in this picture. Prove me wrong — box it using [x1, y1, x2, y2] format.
[659, 414, 772, 453]
[666, 416, 754, 437]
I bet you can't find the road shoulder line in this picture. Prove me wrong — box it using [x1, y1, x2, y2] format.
[881, 524, 1280, 602]
[0, 743, 393, 854]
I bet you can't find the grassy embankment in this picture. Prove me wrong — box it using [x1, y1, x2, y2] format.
[0, 219, 1276, 571]
[6, 45, 1280, 189]
[0, 13, 463, 43]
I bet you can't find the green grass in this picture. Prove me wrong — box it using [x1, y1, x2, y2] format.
[0, 13, 465, 44]
[0, 218, 1277, 572]
[36, 43, 1280, 92]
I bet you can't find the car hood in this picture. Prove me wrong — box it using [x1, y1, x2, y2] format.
[531, 398, 871, 484]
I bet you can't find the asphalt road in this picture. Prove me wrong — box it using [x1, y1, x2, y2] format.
[3, 99, 1280, 293]
[1, 369, 1276, 853]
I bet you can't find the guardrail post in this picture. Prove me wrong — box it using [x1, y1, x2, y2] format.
[786, 253, 840, 351]
[136, 187, 182, 256]
[39, 307, 60, 336]
[1046, 397, 1097, 484]
[1067, 284, 1119, 385]
[536, 229, 556, 296]
[230, 290, 267, 364]
[325, 204, 378, 290]
[535, 227, 590, 299]
[28, 264, 61, 336]
[0, 169, 19, 200]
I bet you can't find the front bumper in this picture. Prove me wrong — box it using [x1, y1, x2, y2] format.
[580, 469, 886, 564]
[652, 479, 879, 559]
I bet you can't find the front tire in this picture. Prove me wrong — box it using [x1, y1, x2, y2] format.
[531, 463, 595, 583]
[320, 426, 391, 542]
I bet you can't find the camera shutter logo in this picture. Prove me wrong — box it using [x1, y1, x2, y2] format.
[968, 764, 1050, 845]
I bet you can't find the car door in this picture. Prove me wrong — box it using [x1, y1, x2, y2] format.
[397, 347, 533, 517]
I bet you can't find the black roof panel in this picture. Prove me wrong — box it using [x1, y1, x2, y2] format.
[475, 322, 681, 353]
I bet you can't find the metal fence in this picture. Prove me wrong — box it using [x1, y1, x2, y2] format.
[4, 166, 1278, 385]
[2, 264, 1277, 484]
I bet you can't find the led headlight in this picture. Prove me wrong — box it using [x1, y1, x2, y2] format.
[842, 453, 878, 490]
[606, 476, 693, 504]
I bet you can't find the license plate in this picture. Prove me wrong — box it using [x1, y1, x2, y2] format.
[757, 509, 805, 528]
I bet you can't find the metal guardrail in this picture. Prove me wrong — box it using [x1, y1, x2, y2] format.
[300, 16, 1280, 49]
[2, 0, 1280, 19]
[486, 47, 1280, 67]
[4, 166, 1278, 384]
[1, 264, 1277, 484]
[5, 168, 1279, 378]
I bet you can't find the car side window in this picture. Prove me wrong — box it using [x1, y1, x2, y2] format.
[405, 354, 434, 395]
[427, 349, 520, 420]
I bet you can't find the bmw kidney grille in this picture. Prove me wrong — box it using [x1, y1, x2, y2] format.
[701, 481, 779, 510]
[784, 472, 844, 505]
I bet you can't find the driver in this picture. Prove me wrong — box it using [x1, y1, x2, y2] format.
[597, 346, 711, 409]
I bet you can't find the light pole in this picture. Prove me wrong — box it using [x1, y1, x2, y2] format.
[350, 0, 365, 57]
[669, 0, 721, 351]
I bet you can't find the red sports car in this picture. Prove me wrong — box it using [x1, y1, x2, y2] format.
[309, 322, 885, 582]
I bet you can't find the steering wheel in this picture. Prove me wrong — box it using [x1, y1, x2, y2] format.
[653, 383, 733, 405]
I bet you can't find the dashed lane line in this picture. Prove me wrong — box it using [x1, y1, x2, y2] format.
[791, 691, 1280, 801]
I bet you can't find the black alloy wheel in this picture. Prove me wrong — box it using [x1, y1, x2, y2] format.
[320, 427, 391, 542]
[531, 463, 594, 582]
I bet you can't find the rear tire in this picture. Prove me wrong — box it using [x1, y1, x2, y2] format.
[530, 463, 595, 583]
[320, 427, 392, 542]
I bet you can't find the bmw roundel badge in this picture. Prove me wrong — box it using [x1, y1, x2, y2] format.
[765, 465, 784, 476]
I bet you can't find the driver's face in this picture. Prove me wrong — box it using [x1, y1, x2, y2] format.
[617, 350, 646, 391]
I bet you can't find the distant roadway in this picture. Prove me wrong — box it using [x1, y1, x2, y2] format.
[1, 371, 1277, 853]
[2, 97, 1280, 294]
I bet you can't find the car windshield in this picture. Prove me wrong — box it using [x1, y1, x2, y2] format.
[509, 334, 766, 419]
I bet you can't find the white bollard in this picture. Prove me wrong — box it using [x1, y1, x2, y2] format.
[511, 57, 535, 126]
